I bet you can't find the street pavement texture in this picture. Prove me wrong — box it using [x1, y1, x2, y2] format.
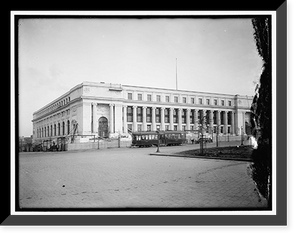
[19, 143, 268, 209]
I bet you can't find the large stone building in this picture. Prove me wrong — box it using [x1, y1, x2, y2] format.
[32, 81, 253, 142]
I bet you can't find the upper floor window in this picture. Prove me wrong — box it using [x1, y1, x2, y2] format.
[191, 98, 195, 104]
[138, 93, 143, 101]
[128, 93, 133, 100]
[214, 99, 218, 105]
[199, 98, 203, 104]
[221, 100, 225, 106]
[228, 100, 232, 106]
[156, 95, 161, 102]
[206, 99, 210, 105]
[147, 94, 152, 101]
[174, 96, 179, 103]
[182, 97, 187, 103]
[165, 96, 170, 102]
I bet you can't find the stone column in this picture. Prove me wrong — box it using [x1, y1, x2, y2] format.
[209, 110, 213, 133]
[133, 105, 137, 132]
[161, 107, 165, 130]
[143, 106, 147, 131]
[217, 110, 221, 134]
[169, 107, 174, 130]
[92, 103, 97, 133]
[109, 104, 114, 134]
[224, 111, 228, 135]
[186, 108, 190, 130]
[152, 106, 156, 131]
[231, 111, 235, 135]
[194, 109, 198, 129]
[178, 108, 182, 131]
[123, 105, 127, 134]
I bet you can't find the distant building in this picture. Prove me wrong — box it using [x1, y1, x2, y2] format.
[32, 81, 253, 142]
[19, 136, 33, 152]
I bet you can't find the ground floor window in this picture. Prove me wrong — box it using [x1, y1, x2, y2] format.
[174, 125, 178, 131]
[127, 124, 132, 131]
[147, 125, 151, 131]
[165, 125, 169, 131]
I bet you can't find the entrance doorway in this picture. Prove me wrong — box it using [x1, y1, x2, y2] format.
[98, 117, 109, 138]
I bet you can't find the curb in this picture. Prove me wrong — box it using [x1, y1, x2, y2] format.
[149, 152, 253, 162]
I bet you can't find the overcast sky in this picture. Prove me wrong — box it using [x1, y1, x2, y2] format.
[18, 17, 263, 136]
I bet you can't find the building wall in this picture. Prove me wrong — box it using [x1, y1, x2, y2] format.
[32, 81, 254, 142]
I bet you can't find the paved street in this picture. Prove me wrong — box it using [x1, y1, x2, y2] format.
[18, 142, 268, 209]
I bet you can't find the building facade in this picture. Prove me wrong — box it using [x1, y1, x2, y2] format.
[32, 81, 253, 142]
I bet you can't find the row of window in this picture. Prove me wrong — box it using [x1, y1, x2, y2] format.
[35, 109, 70, 126]
[37, 96, 71, 118]
[36, 120, 75, 138]
[126, 107, 232, 125]
[127, 93, 232, 106]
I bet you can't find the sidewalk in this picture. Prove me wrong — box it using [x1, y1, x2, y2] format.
[150, 140, 252, 162]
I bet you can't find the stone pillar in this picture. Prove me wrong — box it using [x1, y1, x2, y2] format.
[224, 111, 228, 135]
[143, 106, 147, 131]
[133, 105, 137, 132]
[152, 106, 156, 131]
[161, 107, 165, 130]
[169, 107, 174, 130]
[209, 110, 213, 133]
[217, 110, 221, 134]
[186, 108, 190, 130]
[92, 103, 97, 133]
[231, 111, 235, 135]
[123, 105, 127, 134]
[109, 104, 114, 134]
[178, 108, 182, 131]
[194, 109, 198, 129]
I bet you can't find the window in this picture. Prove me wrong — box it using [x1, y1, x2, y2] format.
[214, 99, 218, 105]
[164, 108, 169, 123]
[147, 94, 152, 101]
[137, 107, 142, 122]
[138, 94, 143, 101]
[127, 124, 133, 131]
[128, 93, 133, 100]
[190, 110, 194, 124]
[155, 108, 161, 123]
[174, 96, 178, 103]
[183, 97, 187, 103]
[182, 109, 186, 124]
[165, 96, 170, 102]
[147, 125, 151, 131]
[156, 95, 161, 102]
[206, 99, 210, 105]
[228, 100, 232, 106]
[146, 108, 152, 123]
[199, 98, 203, 104]
[221, 100, 225, 106]
[191, 98, 195, 104]
[174, 125, 178, 131]
[173, 109, 178, 123]
[165, 125, 169, 131]
[127, 106, 133, 122]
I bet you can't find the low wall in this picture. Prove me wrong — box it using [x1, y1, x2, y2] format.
[65, 139, 132, 151]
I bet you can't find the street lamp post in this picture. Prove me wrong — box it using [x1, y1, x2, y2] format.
[156, 130, 160, 153]
[241, 126, 244, 146]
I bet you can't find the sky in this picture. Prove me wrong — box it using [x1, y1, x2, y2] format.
[17, 17, 263, 136]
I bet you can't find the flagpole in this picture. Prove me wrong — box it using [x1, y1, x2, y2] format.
[176, 58, 178, 90]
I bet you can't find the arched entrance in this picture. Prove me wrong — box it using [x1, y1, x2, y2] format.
[98, 117, 109, 138]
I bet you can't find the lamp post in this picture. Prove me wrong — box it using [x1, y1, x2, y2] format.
[156, 130, 160, 153]
[241, 126, 244, 146]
